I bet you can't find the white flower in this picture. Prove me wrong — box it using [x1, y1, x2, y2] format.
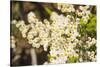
[79, 57, 83, 62]
[12, 20, 17, 24]
[33, 37, 40, 43]
[92, 38, 96, 44]
[18, 20, 25, 27]
[28, 12, 36, 23]
[50, 12, 58, 21]
[27, 32, 34, 40]
[76, 18, 80, 24]
[88, 37, 92, 41]
[43, 42, 49, 51]
[57, 3, 75, 13]
[10, 36, 16, 48]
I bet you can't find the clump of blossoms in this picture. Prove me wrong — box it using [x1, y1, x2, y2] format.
[12, 11, 80, 64]
[11, 3, 96, 64]
[57, 3, 96, 62]
[57, 3, 75, 12]
[12, 12, 51, 51]
[57, 3, 91, 23]
[76, 5, 91, 23]
[77, 36, 96, 62]
[48, 12, 80, 64]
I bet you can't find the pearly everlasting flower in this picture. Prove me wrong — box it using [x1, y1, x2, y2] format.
[11, 3, 96, 64]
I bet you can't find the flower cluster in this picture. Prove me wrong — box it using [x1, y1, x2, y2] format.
[57, 4, 91, 23]
[48, 12, 80, 64]
[12, 11, 80, 64]
[56, 3, 96, 63]
[12, 12, 50, 51]
[57, 3, 75, 12]
[78, 36, 96, 62]
[76, 5, 91, 23]
[11, 3, 96, 64]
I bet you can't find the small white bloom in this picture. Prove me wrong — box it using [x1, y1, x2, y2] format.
[12, 20, 17, 24]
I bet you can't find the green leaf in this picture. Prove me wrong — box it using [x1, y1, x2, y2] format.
[68, 56, 78, 63]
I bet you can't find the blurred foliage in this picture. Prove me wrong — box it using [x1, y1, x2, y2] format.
[68, 56, 78, 63]
[86, 14, 96, 38]
[11, 24, 22, 39]
[79, 13, 96, 38]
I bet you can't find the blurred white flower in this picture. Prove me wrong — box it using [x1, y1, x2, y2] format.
[16, 20, 25, 28]
[57, 3, 75, 13]
[28, 12, 36, 23]
[12, 20, 17, 24]
[10, 35, 16, 48]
